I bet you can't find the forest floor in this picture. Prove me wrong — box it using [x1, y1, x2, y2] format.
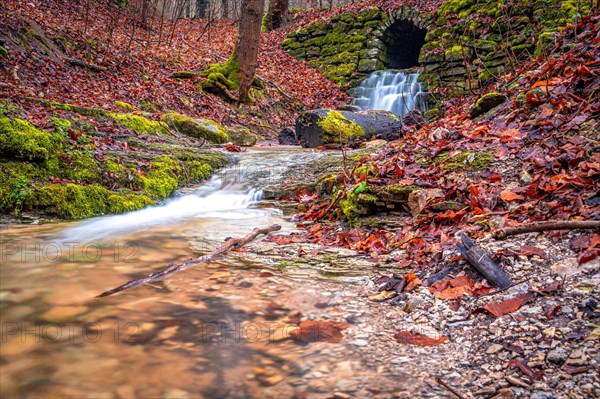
[0, 0, 599, 398]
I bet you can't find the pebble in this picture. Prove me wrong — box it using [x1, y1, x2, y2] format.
[546, 347, 568, 363]
[350, 339, 368, 347]
[487, 344, 504, 354]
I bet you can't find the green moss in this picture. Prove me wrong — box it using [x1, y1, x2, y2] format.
[115, 101, 135, 111]
[107, 193, 153, 214]
[435, 151, 493, 170]
[182, 160, 212, 183]
[108, 112, 170, 135]
[162, 112, 228, 144]
[32, 183, 154, 219]
[323, 63, 357, 85]
[201, 56, 241, 90]
[470, 92, 507, 118]
[339, 190, 360, 225]
[141, 155, 181, 200]
[34, 183, 109, 219]
[317, 110, 365, 144]
[61, 154, 100, 182]
[0, 116, 62, 162]
[358, 8, 381, 22]
[0, 46, 9, 60]
[439, 0, 476, 15]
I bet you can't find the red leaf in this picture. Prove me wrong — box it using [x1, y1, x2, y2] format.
[520, 245, 547, 259]
[577, 248, 599, 264]
[289, 320, 350, 343]
[483, 292, 536, 317]
[394, 330, 448, 347]
[509, 359, 544, 381]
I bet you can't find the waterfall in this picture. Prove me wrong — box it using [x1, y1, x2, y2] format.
[350, 70, 427, 120]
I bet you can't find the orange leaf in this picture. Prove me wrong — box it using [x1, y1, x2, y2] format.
[499, 189, 524, 202]
[483, 292, 535, 317]
[394, 330, 448, 347]
[289, 320, 350, 343]
[435, 286, 473, 300]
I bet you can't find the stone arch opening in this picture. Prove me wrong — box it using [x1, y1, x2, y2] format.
[380, 18, 427, 69]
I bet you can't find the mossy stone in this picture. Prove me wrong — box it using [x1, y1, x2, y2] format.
[317, 110, 365, 144]
[470, 92, 507, 118]
[162, 112, 228, 144]
[0, 116, 62, 162]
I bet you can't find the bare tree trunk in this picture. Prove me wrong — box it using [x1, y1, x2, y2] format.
[265, 0, 288, 30]
[233, 0, 264, 102]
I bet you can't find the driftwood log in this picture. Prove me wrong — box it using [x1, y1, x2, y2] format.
[97, 224, 281, 298]
[456, 232, 512, 290]
[296, 108, 402, 148]
[494, 220, 600, 239]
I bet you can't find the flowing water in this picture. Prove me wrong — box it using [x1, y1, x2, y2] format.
[0, 149, 414, 398]
[350, 70, 428, 119]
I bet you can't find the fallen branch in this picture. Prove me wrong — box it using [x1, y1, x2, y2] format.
[67, 58, 107, 72]
[494, 220, 600, 239]
[97, 224, 281, 298]
[456, 232, 512, 289]
[435, 377, 467, 399]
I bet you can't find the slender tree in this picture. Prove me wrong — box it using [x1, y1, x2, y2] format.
[234, 0, 264, 102]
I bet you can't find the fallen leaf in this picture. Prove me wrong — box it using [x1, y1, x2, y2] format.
[289, 320, 350, 343]
[577, 248, 599, 264]
[509, 359, 544, 381]
[520, 245, 547, 259]
[368, 290, 397, 302]
[407, 188, 444, 218]
[394, 330, 448, 347]
[499, 189, 524, 202]
[483, 292, 536, 317]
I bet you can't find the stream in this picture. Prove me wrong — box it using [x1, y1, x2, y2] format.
[0, 149, 416, 398]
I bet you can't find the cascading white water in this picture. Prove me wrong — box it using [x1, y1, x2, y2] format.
[351, 70, 427, 119]
[58, 151, 287, 242]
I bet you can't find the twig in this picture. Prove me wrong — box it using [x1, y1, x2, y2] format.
[494, 220, 600, 239]
[435, 377, 467, 399]
[97, 224, 281, 297]
[67, 58, 107, 72]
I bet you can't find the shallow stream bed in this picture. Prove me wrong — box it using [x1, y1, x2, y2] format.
[0, 149, 428, 399]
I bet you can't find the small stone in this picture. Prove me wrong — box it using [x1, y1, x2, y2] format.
[546, 347, 568, 363]
[505, 375, 529, 388]
[542, 327, 556, 339]
[519, 171, 532, 185]
[350, 339, 368, 346]
[487, 344, 503, 354]
[474, 387, 496, 396]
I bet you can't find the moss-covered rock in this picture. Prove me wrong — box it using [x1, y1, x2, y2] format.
[435, 151, 493, 170]
[317, 110, 365, 144]
[470, 92, 507, 118]
[225, 125, 259, 147]
[0, 116, 62, 161]
[162, 112, 228, 144]
[109, 113, 170, 135]
[114, 101, 135, 111]
[141, 155, 181, 200]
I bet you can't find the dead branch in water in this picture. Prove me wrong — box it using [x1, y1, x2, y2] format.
[97, 224, 281, 298]
[494, 220, 600, 239]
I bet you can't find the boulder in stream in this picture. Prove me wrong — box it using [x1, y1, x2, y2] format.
[295, 109, 401, 148]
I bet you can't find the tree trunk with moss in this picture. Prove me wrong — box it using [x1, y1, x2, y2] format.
[233, 0, 264, 103]
[296, 109, 402, 148]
